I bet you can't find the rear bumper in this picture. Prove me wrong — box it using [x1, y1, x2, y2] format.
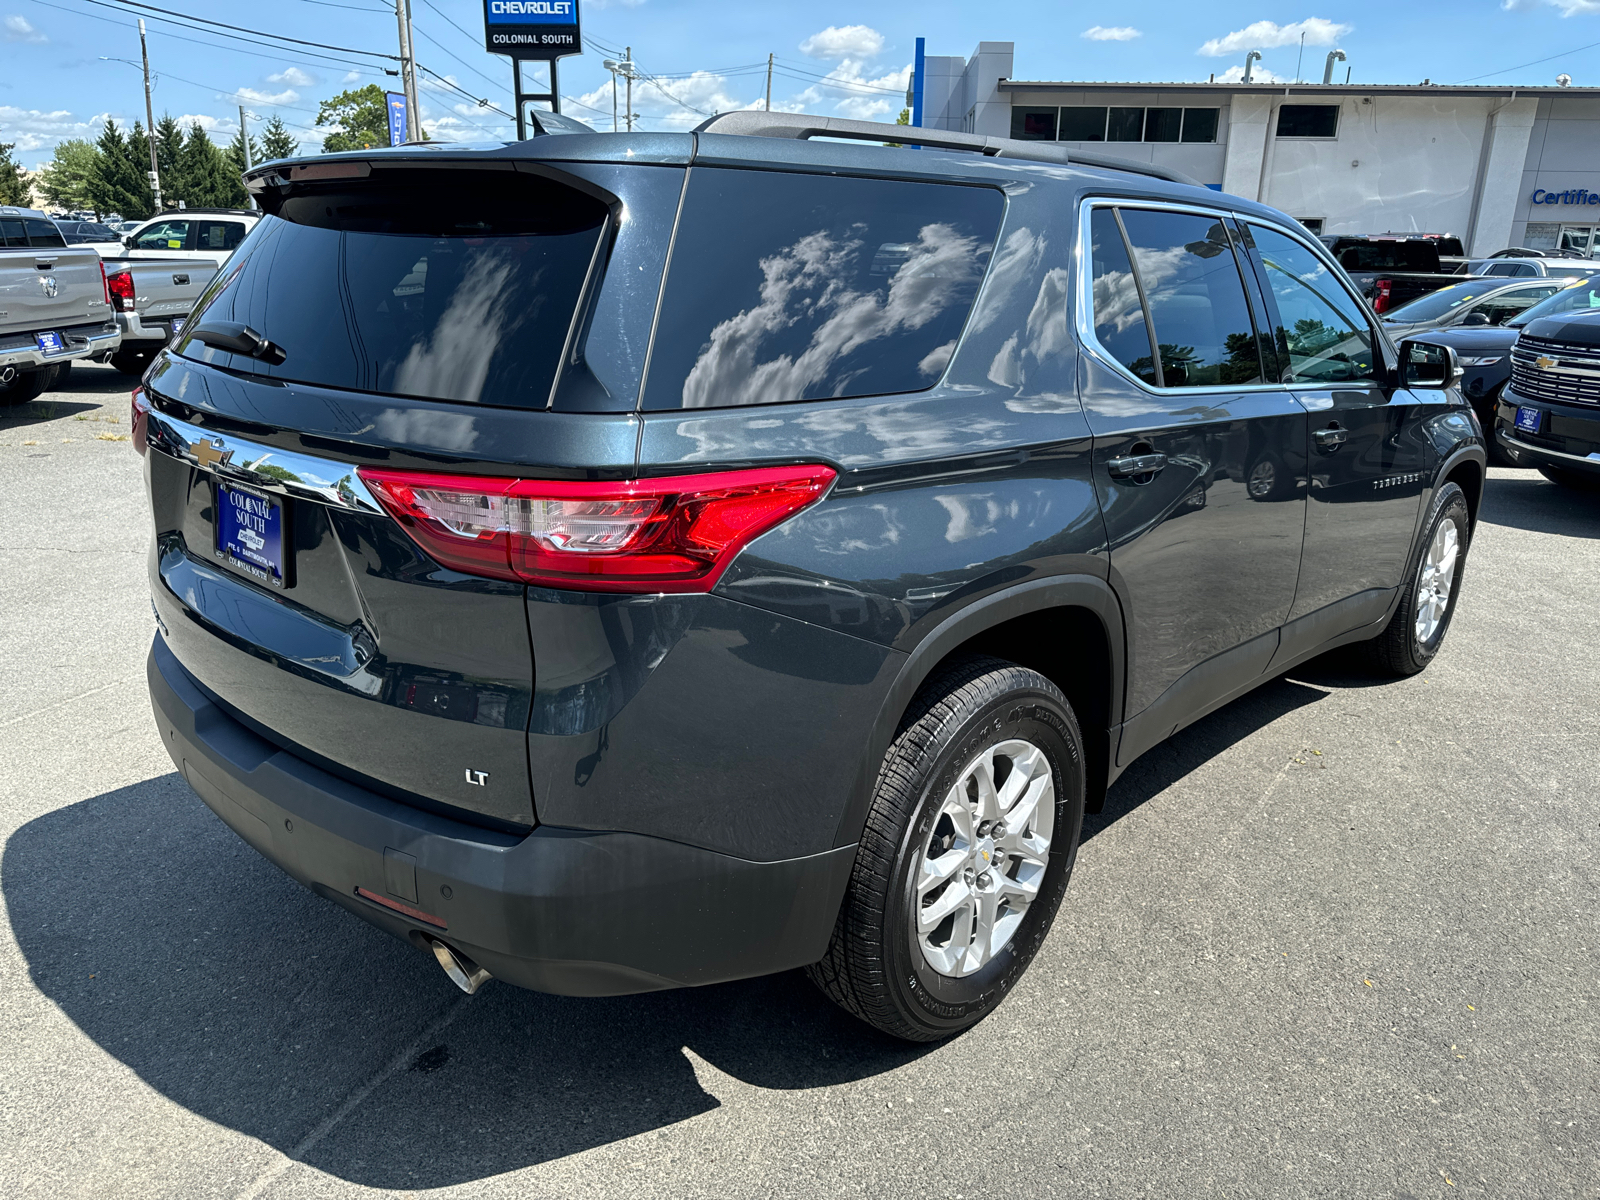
[115, 311, 179, 345]
[0, 323, 120, 371]
[148, 634, 856, 997]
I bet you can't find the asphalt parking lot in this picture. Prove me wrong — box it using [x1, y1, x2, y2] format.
[2, 360, 1597, 1199]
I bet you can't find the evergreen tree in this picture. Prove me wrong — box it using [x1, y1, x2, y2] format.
[223, 125, 259, 207]
[316, 85, 391, 152]
[86, 119, 150, 219]
[259, 115, 300, 162]
[38, 139, 101, 211]
[179, 122, 232, 207]
[0, 142, 29, 205]
[155, 113, 186, 208]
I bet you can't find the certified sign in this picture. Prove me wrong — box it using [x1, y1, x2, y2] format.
[483, 0, 580, 58]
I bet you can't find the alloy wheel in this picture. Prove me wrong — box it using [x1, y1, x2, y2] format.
[1414, 518, 1460, 645]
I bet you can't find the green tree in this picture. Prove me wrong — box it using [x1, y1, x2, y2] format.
[86, 119, 152, 219]
[179, 122, 233, 207]
[155, 113, 186, 207]
[316, 85, 392, 152]
[258, 115, 300, 162]
[0, 142, 30, 205]
[37, 139, 100, 211]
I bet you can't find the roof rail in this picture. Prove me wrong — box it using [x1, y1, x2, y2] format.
[692, 111, 1205, 188]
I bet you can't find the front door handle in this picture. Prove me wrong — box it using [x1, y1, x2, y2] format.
[1107, 452, 1168, 479]
[1313, 424, 1349, 450]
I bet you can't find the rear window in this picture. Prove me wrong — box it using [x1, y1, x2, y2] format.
[177, 171, 608, 408]
[1, 218, 67, 248]
[641, 169, 1003, 410]
[1335, 242, 1438, 272]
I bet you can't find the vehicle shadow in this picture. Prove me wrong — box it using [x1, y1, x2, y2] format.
[2, 775, 930, 1190]
[0, 398, 106, 427]
[1086, 673, 1333, 839]
[1477, 470, 1600, 539]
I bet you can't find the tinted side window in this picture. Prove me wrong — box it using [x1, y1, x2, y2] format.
[1088, 208, 1158, 386]
[1248, 224, 1380, 385]
[1118, 208, 1264, 387]
[197, 220, 246, 250]
[25, 218, 67, 248]
[642, 170, 1002, 410]
[0, 218, 24, 247]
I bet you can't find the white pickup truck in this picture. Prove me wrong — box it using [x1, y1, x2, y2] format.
[101, 208, 260, 268]
[1, 206, 120, 404]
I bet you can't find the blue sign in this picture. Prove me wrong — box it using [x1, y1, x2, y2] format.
[1531, 187, 1600, 207]
[386, 91, 408, 146]
[484, 0, 580, 57]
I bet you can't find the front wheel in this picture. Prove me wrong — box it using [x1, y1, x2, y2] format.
[806, 657, 1085, 1041]
[1366, 482, 1471, 677]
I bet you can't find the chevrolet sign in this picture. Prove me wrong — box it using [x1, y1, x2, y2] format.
[483, 0, 579, 56]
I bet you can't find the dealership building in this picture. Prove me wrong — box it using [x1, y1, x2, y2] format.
[912, 40, 1600, 257]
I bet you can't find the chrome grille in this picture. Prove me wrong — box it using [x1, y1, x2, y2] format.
[1509, 335, 1600, 407]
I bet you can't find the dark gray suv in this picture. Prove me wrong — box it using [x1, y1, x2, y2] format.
[138, 113, 1486, 1041]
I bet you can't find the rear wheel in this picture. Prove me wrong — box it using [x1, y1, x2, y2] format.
[0, 367, 50, 407]
[806, 656, 1085, 1041]
[1366, 482, 1471, 677]
[1538, 464, 1600, 492]
[111, 349, 152, 377]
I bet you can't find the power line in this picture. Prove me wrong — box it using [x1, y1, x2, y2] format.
[94, 0, 398, 59]
[1452, 40, 1600, 85]
[410, 24, 512, 99]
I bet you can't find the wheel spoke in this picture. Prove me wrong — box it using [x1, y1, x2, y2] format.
[919, 845, 967, 891]
[970, 752, 1003, 824]
[1001, 771, 1051, 838]
[918, 878, 973, 933]
[964, 888, 1003, 973]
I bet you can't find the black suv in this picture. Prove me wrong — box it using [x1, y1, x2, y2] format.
[139, 113, 1486, 1041]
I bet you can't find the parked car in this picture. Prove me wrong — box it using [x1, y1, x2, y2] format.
[1394, 276, 1600, 462]
[1461, 256, 1600, 279]
[1496, 308, 1600, 488]
[139, 112, 1485, 1042]
[103, 257, 218, 375]
[107, 208, 258, 266]
[54, 219, 124, 246]
[1380, 277, 1573, 341]
[0, 205, 120, 404]
[1319, 235, 1483, 313]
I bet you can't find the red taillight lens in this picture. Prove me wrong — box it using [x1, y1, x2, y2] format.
[131, 387, 150, 455]
[1372, 277, 1393, 314]
[99, 258, 111, 307]
[107, 269, 135, 312]
[358, 464, 837, 593]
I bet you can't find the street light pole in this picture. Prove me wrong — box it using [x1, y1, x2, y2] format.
[138, 19, 162, 213]
[394, 0, 422, 141]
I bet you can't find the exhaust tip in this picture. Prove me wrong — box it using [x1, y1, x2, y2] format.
[430, 939, 492, 995]
[0, 367, 15, 385]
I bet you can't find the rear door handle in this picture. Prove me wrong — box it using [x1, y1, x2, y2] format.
[1313, 425, 1349, 449]
[1107, 452, 1168, 479]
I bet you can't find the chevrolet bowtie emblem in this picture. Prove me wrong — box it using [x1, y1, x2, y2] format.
[1535, 355, 1559, 370]
[189, 438, 234, 468]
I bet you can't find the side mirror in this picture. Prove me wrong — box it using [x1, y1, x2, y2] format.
[122, 234, 133, 247]
[1398, 339, 1464, 389]
[1461, 311, 1490, 327]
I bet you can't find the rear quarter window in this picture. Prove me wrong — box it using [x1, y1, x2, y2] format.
[2, 218, 67, 248]
[641, 170, 1004, 410]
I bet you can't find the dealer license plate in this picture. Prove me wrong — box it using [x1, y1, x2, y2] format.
[170, 318, 185, 335]
[34, 331, 65, 355]
[216, 484, 287, 587]
[1514, 406, 1543, 434]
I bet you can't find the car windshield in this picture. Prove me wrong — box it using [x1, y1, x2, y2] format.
[1508, 280, 1600, 327]
[1382, 281, 1503, 324]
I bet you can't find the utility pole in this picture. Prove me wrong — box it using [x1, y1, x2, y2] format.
[765, 53, 773, 112]
[394, 0, 422, 141]
[625, 47, 634, 132]
[238, 105, 257, 210]
[138, 19, 162, 213]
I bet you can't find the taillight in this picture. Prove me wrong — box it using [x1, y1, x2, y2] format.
[131, 387, 150, 456]
[99, 258, 111, 307]
[107, 269, 135, 312]
[1372, 277, 1393, 314]
[358, 464, 837, 593]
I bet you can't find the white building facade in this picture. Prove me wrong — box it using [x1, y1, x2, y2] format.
[915, 41, 1600, 257]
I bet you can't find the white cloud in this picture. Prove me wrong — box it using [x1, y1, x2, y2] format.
[177, 112, 237, 137]
[232, 86, 299, 105]
[342, 70, 363, 83]
[4, 14, 46, 42]
[800, 24, 886, 61]
[1199, 17, 1352, 56]
[1, 105, 117, 153]
[1081, 26, 1142, 41]
[1504, 0, 1600, 12]
[267, 66, 316, 87]
[1215, 64, 1286, 83]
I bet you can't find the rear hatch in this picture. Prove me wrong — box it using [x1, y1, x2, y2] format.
[0, 217, 108, 340]
[144, 150, 683, 828]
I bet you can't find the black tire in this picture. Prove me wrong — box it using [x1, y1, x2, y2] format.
[111, 350, 152, 377]
[0, 367, 50, 407]
[1481, 387, 1517, 467]
[48, 360, 71, 389]
[1537, 464, 1600, 492]
[806, 656, 1085, 1042]
[1366, 482, 1471, 677]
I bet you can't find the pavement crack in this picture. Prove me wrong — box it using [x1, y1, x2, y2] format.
[0, 676, 143, 730]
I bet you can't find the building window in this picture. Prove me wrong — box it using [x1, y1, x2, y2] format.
[1059, 106, 1107, 141]
[1181, 108, 1219, 143]
[1144, 108, 1182, 142]
[1108, 106, 1145, 142]
[1276, 104, 1339, 138]
[1298, 218, 1324, 235]
[1010, 107, 1059, 140]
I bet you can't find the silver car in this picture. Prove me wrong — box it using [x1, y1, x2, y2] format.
[1379, 277, 1579, 340]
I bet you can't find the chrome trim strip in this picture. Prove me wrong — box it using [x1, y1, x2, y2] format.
[145, 409, 383, 514]
[1498, 429, 1600, 465]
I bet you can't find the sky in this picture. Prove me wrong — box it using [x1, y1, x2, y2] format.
[3, 0, 1600, 170]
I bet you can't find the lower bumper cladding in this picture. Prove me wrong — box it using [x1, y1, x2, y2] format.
[148, 634, 856, 997]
